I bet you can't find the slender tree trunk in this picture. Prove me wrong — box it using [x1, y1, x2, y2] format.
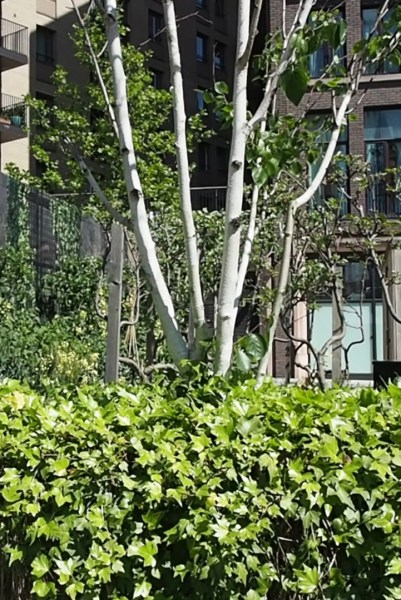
[162, 0, 207, 359]
[257, 201, 295, 381]
[215, 0, 251, 375]
[104, 0, 188, 367]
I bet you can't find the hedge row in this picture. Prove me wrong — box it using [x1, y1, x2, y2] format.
[1, 378, 401, 599]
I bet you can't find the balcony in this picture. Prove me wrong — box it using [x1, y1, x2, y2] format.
[0, 18, 28, 71]
[0, 94, 27, 142]
[191, 186, 227, 211]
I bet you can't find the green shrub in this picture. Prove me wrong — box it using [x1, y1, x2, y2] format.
[1, 379, 401, 599]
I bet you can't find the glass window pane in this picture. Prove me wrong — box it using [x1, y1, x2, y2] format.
[365, 109, 401, 141]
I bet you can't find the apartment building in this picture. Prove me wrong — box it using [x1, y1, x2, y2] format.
[0, 0, 88, 173]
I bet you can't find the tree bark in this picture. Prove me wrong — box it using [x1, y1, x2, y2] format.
[215, 0, 251, 375]
[103, 0, 188, 367]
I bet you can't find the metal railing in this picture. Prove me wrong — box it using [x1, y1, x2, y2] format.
[191, 186, 227, 211]
[1, 18, 28, 57]
[0, 94, 27, 128]
[367, 182, 401, 216]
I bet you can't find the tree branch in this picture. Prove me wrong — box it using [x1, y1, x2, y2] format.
[71, 0, 119, 138]
[62, 135, 132, 229]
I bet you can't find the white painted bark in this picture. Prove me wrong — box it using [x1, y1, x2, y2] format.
[103, 0, 188, 366]
[162, 0, 207, 358]
[257, 89, 354, 383]
[215, 0, 251, 375]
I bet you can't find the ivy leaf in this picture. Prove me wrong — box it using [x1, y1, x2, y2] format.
[295, 566, 319, 594]
[386, 557, 401, 575]
[31, 555, 51, 578]
[32, 580, 55, 598]
[134, 579, 152, 598]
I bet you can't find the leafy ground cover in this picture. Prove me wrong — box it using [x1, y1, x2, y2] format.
[0, 378, 401, 599]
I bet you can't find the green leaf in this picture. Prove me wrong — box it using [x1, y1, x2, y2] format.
[134, 580, 152, 598]
[214, 81, 229, 95]
[295, 565, 319, 594]
[281, 67, 309, 105]
[235, 348, 251, 372]
[32, 580, 55, 598]
[31, 555, 50, 578]
[386, 557, 401, 575]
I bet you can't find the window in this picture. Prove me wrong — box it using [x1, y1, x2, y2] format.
[365, 108, 401, 214]
[217, 146, 229, 173]
[309, 12, 345, 78]
[363, 8, 400, 75]
[308, 115, 348, 212]
[196, 34, 208, 62]
[214, 42, 225, 70]
[196, 89, 205, 111]
[150, 69, 163, 89]
[215, 0, 224, 17]
[196, 0, 207, 8]
[343, 263, 382, 301]
[148, 10, 163, 42]
[36, 26, 55, 65]
[198, 142, 210, 171]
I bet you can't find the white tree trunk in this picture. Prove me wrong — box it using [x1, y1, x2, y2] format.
[104, 0, 188, 366]
[257, 90, 354, 383]
[215, 0, 251, 375]
[162, 0, 207, 359]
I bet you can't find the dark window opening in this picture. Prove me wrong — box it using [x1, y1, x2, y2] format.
[36, 26, 55, 65]
[150, 69, 163, 89]
[198, 142, 210, 171]
[214, 42, 225, 70]
[196, 34, 208, 62]
[148, 10, 163, 42]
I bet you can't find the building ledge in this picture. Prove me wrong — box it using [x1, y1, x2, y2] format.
[0, 46, 28, 72]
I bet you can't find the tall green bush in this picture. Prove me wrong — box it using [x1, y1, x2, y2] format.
[1, 379, 401, 599]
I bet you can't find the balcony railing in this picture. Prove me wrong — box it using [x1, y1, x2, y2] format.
[191, 186, 227, 211]
[367, 182, 401, 216]
[0, 93, 27, 128]
[1, 18, 28, 57]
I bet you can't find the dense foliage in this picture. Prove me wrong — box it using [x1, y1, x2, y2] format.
[1, 379, 401, 599]
[0, 244, 106, 386]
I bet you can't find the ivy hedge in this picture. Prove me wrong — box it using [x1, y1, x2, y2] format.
[1, 379, 401, 599]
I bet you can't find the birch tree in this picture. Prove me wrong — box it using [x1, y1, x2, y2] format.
[21, 0, 401, 378]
